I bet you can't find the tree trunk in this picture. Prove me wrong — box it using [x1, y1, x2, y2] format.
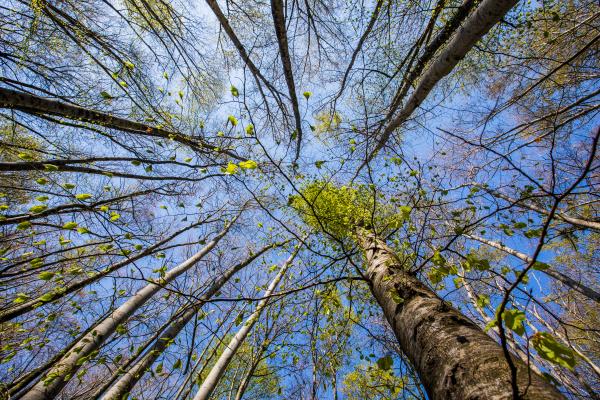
[0, 222, 201, 323]
[356, 228, 564, 400]
[20, 217, 237, 400]
[100, 242, 283, 399]
[465, 233, 600, 303]
[191, 245, 300, 400]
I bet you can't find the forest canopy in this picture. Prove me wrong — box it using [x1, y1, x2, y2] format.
[0, 0, 598, 399]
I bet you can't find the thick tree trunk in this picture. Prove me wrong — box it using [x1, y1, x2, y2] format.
[191, 246, 300, 400]
[465, 233, 600, 303]
[100, 242, 283, 399]
[20, 218, 237, 400]
[356, 228, 564, 400]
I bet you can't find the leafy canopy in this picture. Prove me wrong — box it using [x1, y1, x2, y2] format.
[290, 181, 410, 240]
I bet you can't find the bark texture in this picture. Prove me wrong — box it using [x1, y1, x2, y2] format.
[356, 228, 564, 400]
[100, 242, 284, 399]
[20, 218, 236, 400]
[369, 0, 518, 161]
[192, 246, 300, 400]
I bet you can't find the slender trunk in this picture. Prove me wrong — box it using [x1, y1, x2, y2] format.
[368, 0, 518, 162]
[461, 274, 543, 376]
[465, 233, 600, 303]
[477, 186, 600, 231]
[191, 245, 300, 400]
[20, 217, 237, 400]
[100, 242, 283, 399]
[0, 222, 201, 323]
[356, 228, 564, 400]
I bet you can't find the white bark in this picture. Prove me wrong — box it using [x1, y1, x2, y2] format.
[100, 242, 284, 399]
[465, 233, 600, 303]
[369, 0, 518, 160]
[192, 246, 300, 400]
[21, 217, 237, 400]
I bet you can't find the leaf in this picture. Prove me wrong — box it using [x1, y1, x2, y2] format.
[532, 332, 576, 370]
[109, 212, 121, 222]
[476, 294, 490, 309]
[13, 293, 29, 304]
[36, 178, 49, 185]
[63, 222, 78, 230]
[155, 363, 163, 374]
[43, 164, 59, 171]
[376, 355, 393, 371]
[29, 205, 47, 214]
[389, 289, 404, 304]
[63, 183, 76, 189]
[303, 91, 312, 100]
[75, 194, 92, 200]
[115, 324, 127, 335]
[17, 221, 32, 230]
[222, 162, 239, 175]
[230, 85, 239, 97]
[502, 309, 526, 336]
[131, 160, 141, 166]
[39, 293, 54, 302]
[533, 261, 550, 271]
[173, 359, 182, 369]
[315, 160, 325, 169]
[228, 115, 238, 126]
[38, 271, 55, 281]
[36, 196, 49, 202]
[245, 124, 254, 136]
[124, 61, 135, 70]
[238, 160, 257, 170]
[100, 91, 113, 100]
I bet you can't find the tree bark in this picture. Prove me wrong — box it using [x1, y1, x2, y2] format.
[20, 217, 237, 400]
[465, 233, 600, 303]
[100, 242, 285, 399]
[356, 228, 564, 400]
[191, 245, 300, 400]
[368, 0, 518, 162]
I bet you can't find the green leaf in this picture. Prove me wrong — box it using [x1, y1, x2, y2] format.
[36, 178, 49, 185]
[100, 91, 113, 100]
[36, 195, 49, 202]
[389, 289, 404, 304]
[222, 162, 239, 175]
[245, 124, 254, 136]
[131, 160, 141, 166]
[38, 271, 55, 281]
[115, 324, 127, 335]
[476, 294, 490, 309]
[524, 229, 542, 239]
[13, 293, 29, 304]
[29, 205, 47, 214]
[303, 91, 312, 100]
[63, 183, 76, 189]
[502, 309, 526, 336]
[155, 363, 163, 374]
[17, 221, 32, 230]
[173, 359, 182, 369]
[238, 160, 257, 170]
[228, 115, 238, 126]
[315, 160, 325, 169]
[75, 194, 92, 200]
[533, 261, 550, 271]
[376, 355, 393, 371]
[124, 61, 135, 70]
[39, 293, 54, 302]
[63, 222, 78, 230]
[109, 212, 120, 222]
[230, 85, 239, 97]
[43, 164, 59, 171]
[532, 332, 576, 370]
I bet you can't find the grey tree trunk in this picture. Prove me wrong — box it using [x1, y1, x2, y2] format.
[192, 245, 300, 400]
[20, 218, 237, 400]
[100, 242, 284, 399]
[465, 233, 600, 303]
[356, 228, 564, 400]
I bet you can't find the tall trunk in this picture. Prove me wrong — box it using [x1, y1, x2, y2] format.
[20, 217, 237, 400]
[100, 242, 283, 399]
[356, 228, 564, 400]
[191, 245, 300, 400]
[0, 222, 201, 323]
[465, 233, 600, 303]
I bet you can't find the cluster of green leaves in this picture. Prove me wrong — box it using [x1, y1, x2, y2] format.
[290, 181, 410, 241]
[342, 360, 406, 400]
